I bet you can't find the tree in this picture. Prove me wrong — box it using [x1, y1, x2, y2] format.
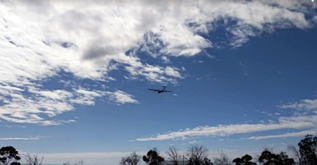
[233, 154, 255, 165]
[186, 144, 210, 165]
[213, 152, 230, 165]
[24, 154, 44, 165]
[166, 146, 180, 165]
[278, 152, 295, 165]
[287, 144, 301, 164]
[75, 161, 84, 165]
[120, 152, 141, 165]
[258, 149, 294, 165]
[143, 149, 164, 165]
[298, 134, 317, 165]
[0, 146, 21, 165]
[62, 162, 70, 165]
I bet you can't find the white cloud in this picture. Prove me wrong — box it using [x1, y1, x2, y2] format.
[246, 129, 317, 140]
[279, 99, 317, 111]
[106, 90, 139, 105]
[0, 137, 40, 141]
[165, 67, 182, 78]
[125, 64, 181, 84]
[0, 0, 315, 125]
[0, 84, 135, 125]
[136, 110, 317, 141]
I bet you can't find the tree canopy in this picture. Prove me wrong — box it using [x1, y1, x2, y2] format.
[143, 149, 164, 165]
[233, 154, 256, 165]
[298, 134, 317, 165]
[0, 146, 21, 165]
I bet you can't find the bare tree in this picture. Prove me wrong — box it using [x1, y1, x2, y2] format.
[24, 154, 44, 165]
[75, 161, 84, 165]
[186, 144, 210, 165]
[288, 144, 301, 164]
[166, 146, 180, 165]
[213, 152, 231, 165]
[62, 161, 70, 165]
[120, 152, 141, 165]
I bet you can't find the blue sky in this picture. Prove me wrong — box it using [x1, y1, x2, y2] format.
[0, 0, 317, 164]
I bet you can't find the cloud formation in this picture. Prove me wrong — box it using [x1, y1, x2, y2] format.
[0, 0, 316, 125]
[0, 136, 40, 141]
[0, 84, 137, 125]
[136, 99, 317, 141]
[279, 99, 317, 111]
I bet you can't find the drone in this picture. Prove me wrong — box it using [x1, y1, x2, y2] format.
[148, 86, 171, 94]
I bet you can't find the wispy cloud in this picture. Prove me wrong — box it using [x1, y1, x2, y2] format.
[279, 99, 317, 111]
[0, 85, 136, 125]
[136, 99, 317, 141]
[0, 136, 41, 141]
[106, 90, 139, 105]
[246, 129, 317, 140]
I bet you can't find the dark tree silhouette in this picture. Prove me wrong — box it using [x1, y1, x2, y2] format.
[278, 152, 295, 165]
[298, 134, 317, 165]
[120, 152, 141, 165]
[258, 149, 294, 165]
[186, 144, 210, 165]
[0, 146, 21, 165]
[203, 157, 213, 165]
[166, 146, 180, 165]
[143, 149, 164, 165]
[233, 154, 256, 165]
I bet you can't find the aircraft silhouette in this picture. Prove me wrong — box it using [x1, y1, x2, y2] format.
[148, 86, 171, 94]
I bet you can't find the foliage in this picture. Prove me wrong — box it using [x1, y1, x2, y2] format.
[142, 149, 164, 165]
[258, 149, 294, 165]
[233, 154, 256, 165]
[120, 152, 141, 165]
[0, 146, 21, 165]
[298, 134, 317, 165]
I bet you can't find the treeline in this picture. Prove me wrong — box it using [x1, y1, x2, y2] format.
[1, 135, 316, 165]
[120, 134, 317, 165]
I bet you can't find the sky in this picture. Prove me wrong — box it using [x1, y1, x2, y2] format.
[0, 0, 317, 164]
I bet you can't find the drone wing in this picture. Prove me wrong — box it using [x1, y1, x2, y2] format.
[149, 88, 159, 92]
[163, 90, 172, 92]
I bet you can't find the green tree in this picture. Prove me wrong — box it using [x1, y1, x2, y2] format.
[0, 146, 21, 165]
[233, 154, 256, 165]
[298, 134, 317, 165]
[143, 149, 164, 165]
[120, 152, 141, 165]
